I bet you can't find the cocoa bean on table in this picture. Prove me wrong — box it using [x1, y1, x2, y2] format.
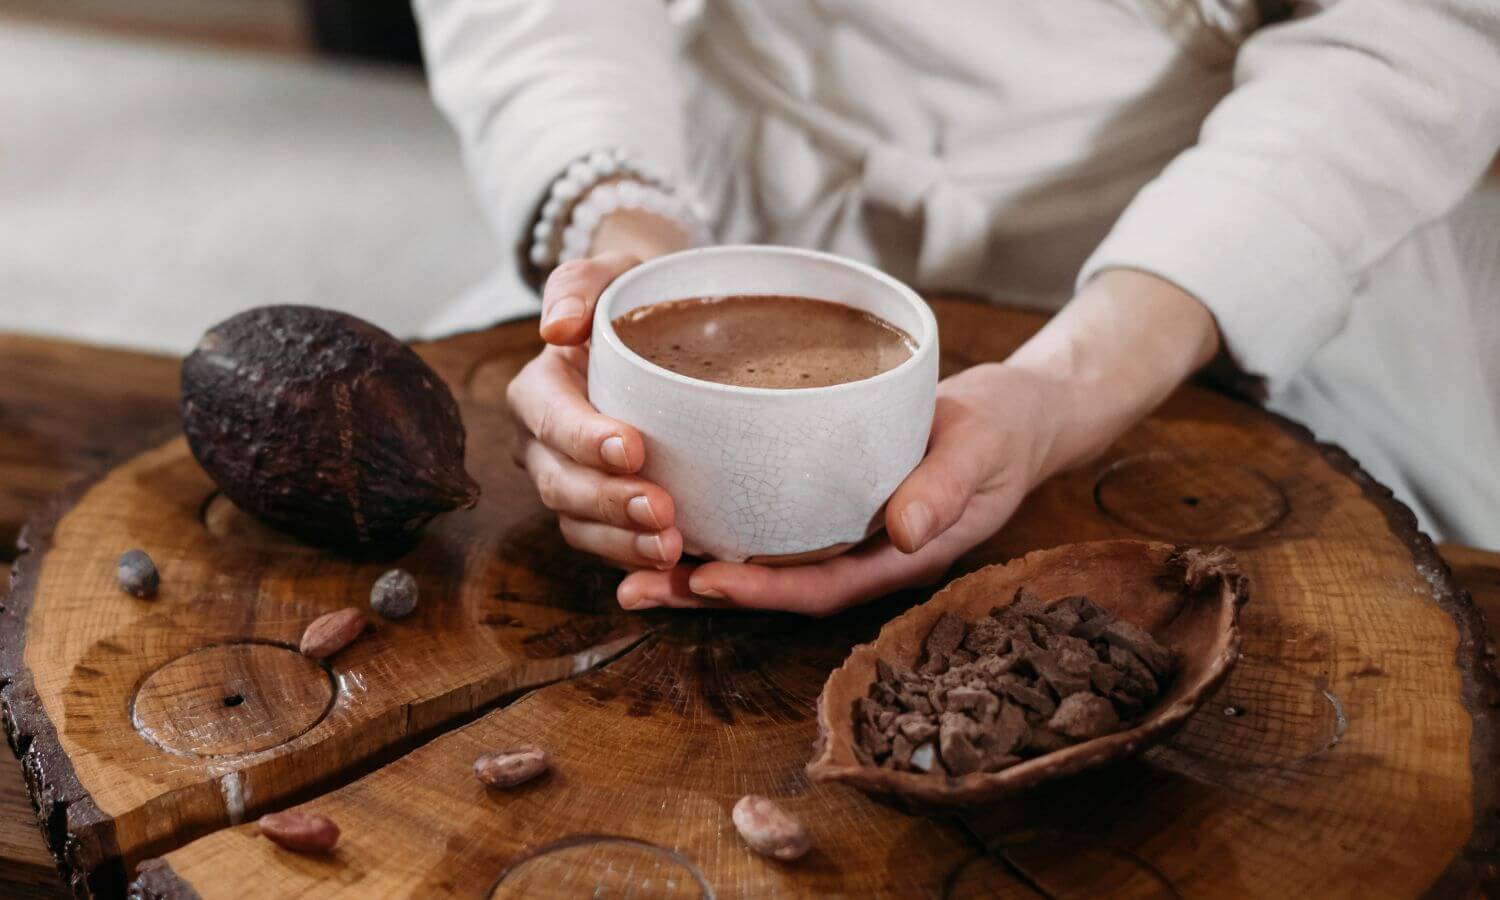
[732, 795, 810, 861]
[474, 746, 550, 789]
[257, 811, 340, 854]
[370, 568, 419, 620]
[300, 607, 368, 659]
[116, 549, 159, 599]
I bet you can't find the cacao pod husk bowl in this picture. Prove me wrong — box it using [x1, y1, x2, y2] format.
[806, 540, 1248, 806]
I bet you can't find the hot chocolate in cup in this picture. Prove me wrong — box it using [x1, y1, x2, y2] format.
[588, 245, 939, 564]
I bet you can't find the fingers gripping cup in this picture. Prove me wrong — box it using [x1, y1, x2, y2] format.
[587, 246, 939, 564]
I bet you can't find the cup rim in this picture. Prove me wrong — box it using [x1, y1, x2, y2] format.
[592, 245, 938, 398]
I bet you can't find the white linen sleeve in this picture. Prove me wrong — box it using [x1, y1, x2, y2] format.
[413, 0, 688, 279]
[1078, 0, 1500, 387]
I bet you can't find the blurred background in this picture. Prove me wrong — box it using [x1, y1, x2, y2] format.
[0, 0, 524, 354]
[4, 3, 1497, 358]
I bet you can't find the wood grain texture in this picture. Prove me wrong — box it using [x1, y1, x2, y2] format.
[0, 334, 180, 899]
[0, 620, 61, 900]
[0, 752, 66, 899]
[140, 611, 986, 898]
[1, 307, 1496, 898]
[0, 299, 1468, 899]
[0, 334, 180, 563]
[1, 326, 647, 895]
[1444, 544, 1500, 648]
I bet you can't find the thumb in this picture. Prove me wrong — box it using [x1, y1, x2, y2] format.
[885, 400, 988, 553]
[538, 252, 640, 345]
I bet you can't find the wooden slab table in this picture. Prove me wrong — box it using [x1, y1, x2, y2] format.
[0, 300, 1496, 898]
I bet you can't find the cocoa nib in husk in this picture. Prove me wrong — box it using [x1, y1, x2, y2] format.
[807, 541, 1249, 807]
[181, 306, 480, 554]
[852, 588, 1179, 777]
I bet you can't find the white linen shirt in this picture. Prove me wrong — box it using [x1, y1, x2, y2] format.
[415, 0, 1500, 546]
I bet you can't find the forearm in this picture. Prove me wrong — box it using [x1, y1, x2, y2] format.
[1007, 269, 1220, 478]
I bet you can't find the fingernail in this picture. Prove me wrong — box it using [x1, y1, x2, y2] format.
[626, 495, 661, 529]
[901, 501, 934, 550]
[635, 533, 668, 562]
[622, 597, 659, 611]
[600, 436, 629, 469]
[541, 296, 586, 328]
[688, 577, 726, 600]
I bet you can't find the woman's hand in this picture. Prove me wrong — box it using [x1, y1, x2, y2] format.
[616, 269, 1222, 615]
[506, 208, 694, 571]
[614, 363, 1075, 614]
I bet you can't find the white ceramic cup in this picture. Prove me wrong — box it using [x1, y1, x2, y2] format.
[587, 245, 939, 563]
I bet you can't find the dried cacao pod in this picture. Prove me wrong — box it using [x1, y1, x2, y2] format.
[181, 306, 479, 554]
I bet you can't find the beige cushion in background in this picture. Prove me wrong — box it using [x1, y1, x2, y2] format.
[0, 20, 529, 354]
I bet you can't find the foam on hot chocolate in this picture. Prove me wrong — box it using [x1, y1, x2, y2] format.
[612, 295, 914, 389]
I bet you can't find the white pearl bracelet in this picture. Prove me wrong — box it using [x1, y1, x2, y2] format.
[555, 180, 711, 265]
[528, 149, 709, 271]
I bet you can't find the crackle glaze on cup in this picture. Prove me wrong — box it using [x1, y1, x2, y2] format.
[588, 245, 939, 563]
